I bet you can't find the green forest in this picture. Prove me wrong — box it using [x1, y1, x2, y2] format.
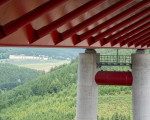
[0, 48, 84, 60]
[0, 48, 145, 120]
[0, 64, 41, 92]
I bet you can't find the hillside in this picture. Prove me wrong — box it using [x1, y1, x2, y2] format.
[0, 57, 132, 120]
[0, 63, 40, 92]
[0, 48, 84, 60]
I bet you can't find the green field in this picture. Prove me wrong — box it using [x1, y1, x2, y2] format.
[98, 95, 132, 119]
[0, 59, 70, 72]
[19, 60, 69, 71]
[0, 91, 132, 120]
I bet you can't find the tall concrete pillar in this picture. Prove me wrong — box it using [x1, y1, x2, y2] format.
[132, 49, 150, 120]
[76, 49, 99, 120]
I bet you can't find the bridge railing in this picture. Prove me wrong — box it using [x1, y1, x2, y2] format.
[97, 55, 131, 68]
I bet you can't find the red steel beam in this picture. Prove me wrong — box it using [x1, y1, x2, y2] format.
[120, 28, 150, 46]
[0, 0, 11, 6]
[80, 0, 150, 45]
[0, 0, 68, 39]
[141, 37, 150, 48]
[143, 37, 150, 47]
[96, 8, 150, 46]
[32, 0, 106, 42]
[136, 36, 150, 47]
[147, 44, 150, 47]
[61, 0, 132, 41]
[146, 39, 150, 47]
[129, 32, 150, 47]
[111, 15, 150, 46]
[95, 71, 133, 86]
[110, 21, 150, 46]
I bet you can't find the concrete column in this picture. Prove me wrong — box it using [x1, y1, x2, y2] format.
[132, 49, 150, 120]
[76, 49, 99, 120]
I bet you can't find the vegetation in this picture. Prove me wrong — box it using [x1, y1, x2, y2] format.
[0, 63, 40, 91]
[0, 56, 133, 120]
[2, 48, 145, 120]
[18, 60, 69, 71]
[0, 48, 84, 60]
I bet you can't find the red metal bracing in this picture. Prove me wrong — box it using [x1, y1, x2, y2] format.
[96, 8, 150, 46]
[120, 28, 150, 46]
[33, 0, 105, 42]
[147, 41, 150, 47]
[0, 0, 10, 6]
[129, 33, 150, 47]
[0, 0, 68, 39]
[95, 71, 133, 86]
[111, 21, 150, 46]
[111, 16, 150, 46]
[141, 37, 150, 47]
[136, 37, 150, 47]
[80, 1, 150, 44]
[0, 0, 149, 49]
[61, 0, 132, 41]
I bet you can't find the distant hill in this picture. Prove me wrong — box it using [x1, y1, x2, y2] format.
[0, 58, 132, 120]
[0, 63, 40, 91]
[0, 48, 84, 60]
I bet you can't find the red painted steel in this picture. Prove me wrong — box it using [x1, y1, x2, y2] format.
[61, 0, 132, 41]
[111, 15, 150, 46]
[0, 0, 10, 6]
[97, 8, 150, 46]
[147, 42, 150, 47]
[120, 28, 150, 46]
[129, 33, 150, 47]
[110, 21, 150, 46]
[80, 0, 150, 44]
[34, 0, 105, 41]
[0, 0, 149, 49]
[136, 36, 150, 47]
[0, 0, 68, 38]
[145, 38, 150, 47]
[95, 71, 133, 86]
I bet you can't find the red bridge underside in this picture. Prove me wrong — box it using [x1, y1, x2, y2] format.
[0, 0, 149, 49]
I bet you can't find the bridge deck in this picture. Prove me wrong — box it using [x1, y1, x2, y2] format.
[0, 0, 149, 49]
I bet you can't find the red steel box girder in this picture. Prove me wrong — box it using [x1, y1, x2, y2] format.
[0, 0, 149, 49]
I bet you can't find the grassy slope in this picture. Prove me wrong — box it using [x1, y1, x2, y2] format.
[1, 86, 132, 120]
[0, 57, 133, 120]
[19, 60, 69, 70]
[0, 48, 84, 60]
[0, 63, 40, 91]
[1, 84, 77, 120]
[2, 59, 69, 72]
[98, 95, 132, 119]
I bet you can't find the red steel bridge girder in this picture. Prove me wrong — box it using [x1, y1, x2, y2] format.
[111, 15, 150, 46]
[120, 28, 150, 47]
[136, 37, 150, 48]
[33, 0, 106, 43]
[130, 33, 150, 47]
[112, 21, 150, 46]
[98, 7, 150, 46]
[0, 0, 10, 6]
[0, 0, 149, 49]
[83, 0, 150, 45]
[51, 0, 133, 45]
[62, 0, 133, 41]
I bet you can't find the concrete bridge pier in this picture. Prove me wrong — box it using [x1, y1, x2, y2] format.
[76, 49, 99, 120]
[132, 49, 150, 120]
